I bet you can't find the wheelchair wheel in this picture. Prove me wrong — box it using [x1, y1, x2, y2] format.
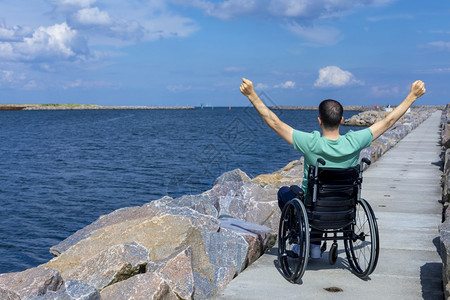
[344, 199, 379, 278]
[329, 242, 338, 265]
[278, 198, 310, 283]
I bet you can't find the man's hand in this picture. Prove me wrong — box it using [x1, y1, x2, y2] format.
[410, 80, 426, 99]
[240, 78, 257, 98]
[239, 77, 294, 145]
[370, 80, 426, 140]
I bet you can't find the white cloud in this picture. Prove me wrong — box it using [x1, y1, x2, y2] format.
[22, 23, 88, 60]
[0, 69, 33, 88]
[0, 70, 14, 83]
[274, 81, 296, 89]
[425, 41, 450, 51]
[371, 85, 399, 97]
[140, 15, 199, 41]
[177, 0, 392, 46]
[55, 0, 97, 8]
[367, 14, 413, 22]
[314, 66, 363, 88]
[0, 22, 89, 62]
[254, 81, 296, 90]
[177, 0, 395, 20]
[75, 7, 112, 26]
[284, 22, 342, 46]
[417, 67, 450, 74]
[0, 24, 33, 42]
[63, 78, 114, 89]
[255, 83, 270, 90]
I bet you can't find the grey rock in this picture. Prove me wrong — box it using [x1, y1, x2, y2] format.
[214, 169, 251, 186]
[220, 217, 277, 266]
[43, 213, 214, 284]
[206, 170, 280, 230]
[146, 247, 195, 300]
[168, 193, 219, 217]
[100, 272, 178, 300]
[0, 288, 20, 300]
[0, 267, 62, 299]
[50, 203, 167, 256]
[25, 280, 100, 300]
[204, 229, 248, 286]
[64, 242, 149, 290]
[193, 272, 216, 300]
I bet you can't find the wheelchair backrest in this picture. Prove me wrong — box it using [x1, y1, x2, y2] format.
[306, 164, 361, 230]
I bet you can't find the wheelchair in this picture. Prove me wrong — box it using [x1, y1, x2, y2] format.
[277, 157, 379, 283]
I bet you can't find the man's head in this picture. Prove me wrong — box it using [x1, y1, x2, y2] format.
[318, 99, 344, 130]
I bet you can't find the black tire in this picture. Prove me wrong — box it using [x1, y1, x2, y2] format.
[366, 200, 380, 271]
[344, 199, 379, 278]
[329, 242, 338, 265]
[278, 198, 310, 282]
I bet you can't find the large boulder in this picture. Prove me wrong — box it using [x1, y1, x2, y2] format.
[39, 190, 276, 299]
[205, 167, 286, 231]
[252, 159, 303, 188]
[100, 272, 179, 300]
[220, 217, 277, 266]
[49, 203, 168, 256]
[43, 213, 215, 283]
[101, 247, 195, 300]
[146, 247, 195, 299]
[26, 280, 100, 300]
[0, 267, 63, 299]
[63, 242, 149, 290]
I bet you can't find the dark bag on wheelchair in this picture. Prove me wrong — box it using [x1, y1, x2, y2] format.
[306, 165, 360, 230]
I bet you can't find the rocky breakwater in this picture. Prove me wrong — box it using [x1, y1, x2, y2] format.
[0, 160, 307, 300]
[0, 107, 436, 299]
[346, 107, 436, 163]
[439, 104, 450, 299]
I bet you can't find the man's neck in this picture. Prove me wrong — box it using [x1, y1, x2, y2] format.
[321, 128, 340, 141]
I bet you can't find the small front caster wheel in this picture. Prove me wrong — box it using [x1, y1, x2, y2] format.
[329, 242, 338, 265]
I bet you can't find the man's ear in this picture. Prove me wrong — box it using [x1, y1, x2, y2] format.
[318, 117, 322, 126]
[340, 116, 344, 124]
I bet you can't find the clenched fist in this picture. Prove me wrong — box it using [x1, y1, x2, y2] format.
[410, 80, 426, 98]
[240, 78, 256, 97]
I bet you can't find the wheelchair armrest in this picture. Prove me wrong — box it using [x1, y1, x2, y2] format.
[290, 185, 304, 199]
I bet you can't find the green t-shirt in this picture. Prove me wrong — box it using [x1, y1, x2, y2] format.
[293, 128, 373, 193]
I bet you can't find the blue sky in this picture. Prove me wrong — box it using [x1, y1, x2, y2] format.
[0, 0, 449, 107]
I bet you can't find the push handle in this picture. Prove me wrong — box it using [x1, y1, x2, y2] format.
[361, 157, 371, 166]
[313, 158, 326, 203]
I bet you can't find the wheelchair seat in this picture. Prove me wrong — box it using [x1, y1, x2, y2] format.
[306, 165, 360, 230]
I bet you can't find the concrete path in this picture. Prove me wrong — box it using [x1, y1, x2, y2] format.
[213, 111, 444, 300]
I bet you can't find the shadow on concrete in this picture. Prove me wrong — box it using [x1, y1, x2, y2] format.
[420, 262, 444, 300]
[268, 247, 373, 284]
[434, 236, 443, 260]
[431, 160, 444, 172]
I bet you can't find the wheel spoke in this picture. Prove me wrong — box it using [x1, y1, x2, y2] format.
[278, 199, 310, 283]
[344, 199, 378, 278]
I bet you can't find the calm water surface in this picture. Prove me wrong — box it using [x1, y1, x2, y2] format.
[0, 108, 360, 273]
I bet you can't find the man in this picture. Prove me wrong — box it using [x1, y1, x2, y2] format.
[240, 78, 426, 257]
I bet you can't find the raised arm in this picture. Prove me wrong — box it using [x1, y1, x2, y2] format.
[240, 78, 294, 145]
[369, 80, 426, 140]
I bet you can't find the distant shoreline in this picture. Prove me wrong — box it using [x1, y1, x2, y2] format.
[0, 104, 445, 111]
[272, 105, 446, 111]
[0, 104, 196, 111]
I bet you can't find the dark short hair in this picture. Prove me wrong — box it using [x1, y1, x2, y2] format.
[318, 99, 343, 129]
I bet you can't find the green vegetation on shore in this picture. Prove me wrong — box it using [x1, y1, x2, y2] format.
[0, 104, 196, 110]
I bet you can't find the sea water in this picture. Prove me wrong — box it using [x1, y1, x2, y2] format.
[0, 107, 360, 273]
